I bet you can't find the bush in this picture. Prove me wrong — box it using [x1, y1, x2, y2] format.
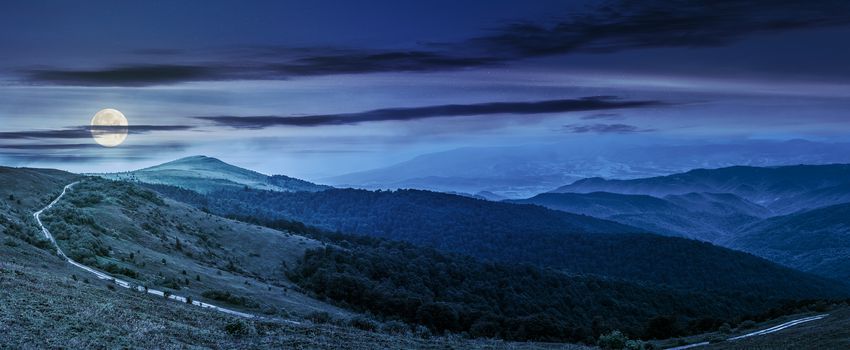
[381, 320, 409, 334]
[224, 320, 254, 336]
[414, 325, 431, 339]
[200, 290, 259, 308]
[349, 316, 379, 332]
[738, 320, 756, 330]
[625, 339, 652, 350]
[306, 311, 332, 324]
[598, 330, 627, 350]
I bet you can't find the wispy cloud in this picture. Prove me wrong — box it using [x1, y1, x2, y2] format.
[25, 65, 213, 87]
[463, 0, 850, 58]
[195, 96, 665, 128]
[0, 142, 187, 151]
[0, 125, 195, 139]
[581, 113, 624, 120]
[562, 123, 655, 134]
[19, 1, 850, 86]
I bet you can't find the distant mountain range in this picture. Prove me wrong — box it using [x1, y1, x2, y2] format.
[135, 157, 847, 301]
[324, 140, 850, 198]
[97, 155, 329, 194]
[510, 163, 850, 281]
[552, 164, 850, 215]
[508, 191, 768, 242]
[95, 156, 850, 284]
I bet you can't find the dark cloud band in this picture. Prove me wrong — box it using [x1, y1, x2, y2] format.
[195, 96, 665, 128]
[562, 123, 655, 134]
[19, 0, 850, 86]
[0, 125, 195, 139]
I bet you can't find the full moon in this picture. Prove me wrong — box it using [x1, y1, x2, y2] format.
[90, 108, 129, 147]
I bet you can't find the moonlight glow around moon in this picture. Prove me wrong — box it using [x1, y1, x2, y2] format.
[90, 108, 128, 147]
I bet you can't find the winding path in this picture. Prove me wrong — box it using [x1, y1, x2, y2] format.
[34, 182, 264, 319]
[666, 314, 828, 349]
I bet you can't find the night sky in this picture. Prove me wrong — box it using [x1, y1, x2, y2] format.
[3, 0, 850, 180]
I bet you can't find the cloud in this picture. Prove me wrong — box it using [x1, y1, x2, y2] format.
[23, 51, 498, 86]
[465, 0, 850, 58]
[562, 123, 655, 134]
[195, 96, 665, 128]
[0, 125, 195, 139]
[581, 113, 624, 120]
[20, 1, 850, 86]
[0, 142, 187, 151]
[0, 154, 155, 163]
[25, 65, 213, 87]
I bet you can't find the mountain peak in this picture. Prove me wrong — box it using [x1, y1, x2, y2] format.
[154, 155, 230, 167]
[100, 155, 329, 194]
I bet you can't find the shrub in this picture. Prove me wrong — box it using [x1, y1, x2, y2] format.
[738, 320, 756, 330]
[306, 311, 332, 324]
[201, 290, 259, 308]
[414, 325, 431, 338]
[349, 316, 378, 332]
[381, 320, 409, 334]
[224, 320, 254, 336]
[598, 330, 627, 350]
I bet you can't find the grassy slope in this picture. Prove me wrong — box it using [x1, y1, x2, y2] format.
[40, 177, 344, 318]
[98, 155, 327, 193]
[0, 258, 591, 350]
[0, 168, 590, 349]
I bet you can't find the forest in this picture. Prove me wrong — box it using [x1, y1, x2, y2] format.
[148, 184, 845, 300]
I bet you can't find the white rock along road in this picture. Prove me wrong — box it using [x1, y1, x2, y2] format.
[666, 314, 829, 349]
[34, 181, 299, 324]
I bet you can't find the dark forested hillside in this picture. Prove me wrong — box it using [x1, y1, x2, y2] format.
[147, 184, 848, 300]
[287, 235, 790, 343]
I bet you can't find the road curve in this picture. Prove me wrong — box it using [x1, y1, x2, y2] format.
[666, 314, 828, 349]
[34, 182, 279, 320]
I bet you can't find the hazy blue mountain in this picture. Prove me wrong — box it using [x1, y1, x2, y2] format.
[98, 155, 329, 194]
[507, 192, 678, 218]
[325, 140, 850, 199]
[724, 203, 850, 280]
[664, 192, 772, 218]
[509, 191, 767, 242]
[553, 164, 850, 214]
[769, 182, 850, 214]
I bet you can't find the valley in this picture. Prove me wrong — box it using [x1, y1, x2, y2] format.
[5, 157, 850, 348]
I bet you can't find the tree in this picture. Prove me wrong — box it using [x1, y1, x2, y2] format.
[645, 315, 680, 339]
[598, 330, 627, 350]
